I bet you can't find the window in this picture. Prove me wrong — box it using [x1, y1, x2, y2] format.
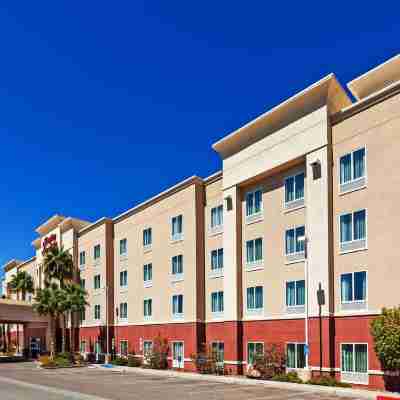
[341, 343, 368, 375]
[144, 299, 152, 318]
[211, 248, 224, 270]
[94, 274, 101, 290]
[211, 342, 224, 363]
[143, 263, 152, 283]
[246, 189, 263, 218]
[172, 294, 183, 316]
[340, 148, 366, 192]
[171, 215, 183, 241]
[172, 255, 183, 275]
[80, 279, 85, 289]
[341, 272, 367, 303]
[143, 341, 153, 360]
[143, 228, 152, 247]
[247, 342, 264, 366]
[80, 308, 86, 322]
[286, 280, 305, 307]
[211, 205, 223, 229]
[120, 340, 128, 356]
[340, 210, 367, 252]
[246, 238, 263, 266]
[287, 343, 306, 369]
[94, 304, 101, 320]
[79, 251, 86, 267]
[211, 291, 224, 313]
[247, 286, 263, 311]
[285, 226, 305, 256]
[80, 340, 86, 353]
[94, 244, 101, 260]
[120, 270, 128, 288]
[285, 173, 305, 205]
[119, 239, 127, 256]
[119, 302, 128, 319]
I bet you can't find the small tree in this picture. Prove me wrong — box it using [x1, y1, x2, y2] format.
[147, 335, 169, 369]
[370, 307, 400, 371]
[9, 271, 34, 301]
[252, 343, 286, 379]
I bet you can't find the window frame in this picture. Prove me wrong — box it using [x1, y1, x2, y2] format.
[284, 225, 306, 260]
[211, 291, 224, 315]
[143, 227, 152, 250]
[93, 244, 101, 261]
[119, 302, 128, 320]
[285, 280, 306, 308]
[245, 188, 263, 223]
[93, 274, 101, 291]
[286, 342, 307, 369]
[119, 270, 128, 289]
[119, 238, 127, 256]
[210, 204, 224, 233]
[246, 286, 264, 313]
[284, 172, 305, 207]
[143, 298, 152, 319]
[80, 340, 86, 353]
[172, 294, 184, 318]
[338, 209, 368, 253]
[211, 248, 224, 271]
[79, 251, 86, 268]
[211, 341, 225, 364]
[119, 339, 129, 356]
[94, 304, 101, 321]
[245, 237, 264, 270]
[338, 146, 367, 194]
[340, 271, 368, 304]
[247, 342, 264, 366]
[340, 342, 369, 384]
[171, 214, 183, 242]
[143, 263, 153, 287]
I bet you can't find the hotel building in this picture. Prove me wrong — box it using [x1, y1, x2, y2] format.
[2, 54, 400, 390]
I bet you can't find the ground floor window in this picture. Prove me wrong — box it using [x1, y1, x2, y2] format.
[286, 343, 306, 369]
[211, 342, 224, 363]
[95, 341, 101, 354]
[80, 340, 86, 353]
[120, 340, 128, 356]
[143, 340, 153, 364]
[247, 342, 264, 366]
[341, 343, 368, 373]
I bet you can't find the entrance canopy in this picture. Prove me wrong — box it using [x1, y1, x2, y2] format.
[0, 298, 48, 324]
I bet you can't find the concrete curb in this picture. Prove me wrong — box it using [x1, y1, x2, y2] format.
[91, 364, 400, 399]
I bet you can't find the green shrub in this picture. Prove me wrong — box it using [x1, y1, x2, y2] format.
[112, 356, 128, 366]
[271, 371, 303, 383]
[54, 356, 72, 367]
[371, 307, 400, 371]
[127, 355, 142, 367]
[307, 376, 351, 387]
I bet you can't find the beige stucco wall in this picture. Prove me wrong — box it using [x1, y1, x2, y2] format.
[204, 178, 224, 322]
[78, 224, 109, 327]
[332, 92, 400, 314]
[113, 183, 201, 326]
[241, 163, 306, 320]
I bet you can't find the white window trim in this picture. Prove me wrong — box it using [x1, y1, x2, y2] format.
[340, 342, 369, 385]
[284, 225, 306, 263]
[79, 251, 86, 270]
[143, 264, 153, 287]
[340, 270, 368, 304]
[94, 305, 101, 321]
[93, 275, 101, 291]
[171, 215, 184, 242]
[171, 341, 185, 368]
[210, 204, 224, 235]
[285, 279, 306, 308]
[245, 188, 264, 224]
[338, 209, 368, 254]
[119, 238, 128, 259]
[246, 341, 264, 367]
[172, 295, 184, 319]
[246, 286, 264, 314]
[143, 228, 153, 251]
[283, 172, 305, 208]
[286, 342, 308, 370]
[210, 248, 224, 272]
[93, 244, 101, 263]
[211, 291, 224, 315]
[338, 146, 367, 195]
[245, 237, 264, 270]
[119, 270, 128, 288]
[119, 302, 128, 320]
[143, 298, 152, 319]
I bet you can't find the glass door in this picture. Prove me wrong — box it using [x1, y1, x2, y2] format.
[172, 341, 184, 369]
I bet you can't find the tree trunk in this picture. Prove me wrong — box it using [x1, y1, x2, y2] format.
[61, 314, 66, 354]
[69, 312, 74, 353]
[49, 317, 56, 359]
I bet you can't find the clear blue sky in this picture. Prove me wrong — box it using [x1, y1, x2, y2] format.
[0, 2, 398, 279]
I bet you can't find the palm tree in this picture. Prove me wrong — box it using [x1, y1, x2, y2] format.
[9, 271, 34, 301]
[42, 245, 73, 288]
[64, 283, 88, 352]
[33, 283, 65, 359]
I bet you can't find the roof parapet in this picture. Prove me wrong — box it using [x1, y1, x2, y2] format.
[347, 54, 400, 100]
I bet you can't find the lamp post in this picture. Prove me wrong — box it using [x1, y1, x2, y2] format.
[105, 285, 110, 364]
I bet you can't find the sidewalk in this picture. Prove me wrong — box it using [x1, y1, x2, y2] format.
[91, 364, 400, 400]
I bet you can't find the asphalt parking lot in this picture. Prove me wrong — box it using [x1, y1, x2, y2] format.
[0, 363, 360, 400]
